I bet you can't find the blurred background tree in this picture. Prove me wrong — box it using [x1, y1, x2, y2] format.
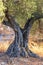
[30, 0, 43, 35]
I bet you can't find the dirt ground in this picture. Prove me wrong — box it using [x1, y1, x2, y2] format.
[0, 55, 43, 65]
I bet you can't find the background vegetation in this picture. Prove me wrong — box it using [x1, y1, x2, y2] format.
[0, 0, 43, 34]
[0, 0, 6, 23]
[3, 0, 43, 27]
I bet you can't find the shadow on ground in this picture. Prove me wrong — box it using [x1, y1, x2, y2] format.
[0, 55, 43, 65]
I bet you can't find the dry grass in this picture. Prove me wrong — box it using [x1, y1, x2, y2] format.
[28, 34, 43, 57]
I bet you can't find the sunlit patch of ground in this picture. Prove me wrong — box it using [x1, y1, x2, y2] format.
[28, 19, 43, 57]
[28, 34, 43, 57]
[0, 24, 15, 52]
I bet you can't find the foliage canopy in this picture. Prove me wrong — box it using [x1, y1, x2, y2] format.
[0, 0, 6, 23]
[0, 0, 43, 28]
